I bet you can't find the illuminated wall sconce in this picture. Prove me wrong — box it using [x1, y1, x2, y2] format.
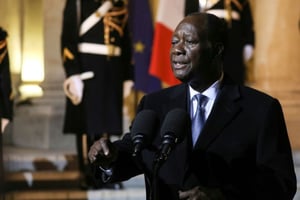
[19, 54, 44, 100]
[18, 84, 43, 100]
[18, 0, 44, 100]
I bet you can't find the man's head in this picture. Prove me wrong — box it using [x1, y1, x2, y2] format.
[170, 13, 226, 92]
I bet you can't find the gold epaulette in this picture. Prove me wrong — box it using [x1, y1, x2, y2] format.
[103, 6, 128, 45]
[0, 39, 6, 49]
[0, 39, 7, 64]
[224, 0, 243, 27]
[63, 47, 75, 62]
[231, 0, 243, 11]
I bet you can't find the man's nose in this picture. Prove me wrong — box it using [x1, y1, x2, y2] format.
[173, 44, 185, 55]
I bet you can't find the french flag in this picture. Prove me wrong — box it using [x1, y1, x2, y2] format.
[148, 0, 186, 87]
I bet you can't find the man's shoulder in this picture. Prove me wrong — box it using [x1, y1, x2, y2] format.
[235, 85, 281, 110]
[221, 81, 277, 105]
[138, 84, 186, 108]
[240, 85, 275, 100]
[146, 84, 186, 98]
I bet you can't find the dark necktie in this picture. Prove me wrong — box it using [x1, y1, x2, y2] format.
[191, 94, 207, 146]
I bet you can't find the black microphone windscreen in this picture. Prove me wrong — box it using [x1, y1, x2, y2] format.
[160, 108, 190, 143]
[131, 109, 157, 144]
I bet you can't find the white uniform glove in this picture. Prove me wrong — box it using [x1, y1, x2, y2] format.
[1, 118, 9, 133]
[123, 80, 134, 99]
[243, 44, 254, 63]
[63, 74, 84, 105]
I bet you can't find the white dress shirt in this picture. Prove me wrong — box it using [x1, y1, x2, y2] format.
[189, 79, 221, 121]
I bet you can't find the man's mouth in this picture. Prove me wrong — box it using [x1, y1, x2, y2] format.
[173, 61, 188, 69]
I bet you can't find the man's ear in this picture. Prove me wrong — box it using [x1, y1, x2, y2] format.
[214, 43, 224, 57]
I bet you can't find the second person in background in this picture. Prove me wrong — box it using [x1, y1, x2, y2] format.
[61, 0, 134, 189]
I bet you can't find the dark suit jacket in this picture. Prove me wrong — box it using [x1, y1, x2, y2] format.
[95, 77, 296, 200]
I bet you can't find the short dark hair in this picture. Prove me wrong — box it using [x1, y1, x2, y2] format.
[187, 12, 227, 46]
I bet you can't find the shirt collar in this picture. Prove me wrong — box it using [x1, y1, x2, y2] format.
[189, 74, 223, 102]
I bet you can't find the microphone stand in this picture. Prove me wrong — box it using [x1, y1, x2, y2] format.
[152, 134, 177, 200]
[151, 150, 168, 200]
[132, 152, 153, 200]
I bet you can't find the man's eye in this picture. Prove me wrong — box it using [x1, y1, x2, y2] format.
[171, 39, 178, 45]
[186, 40, 196, 44]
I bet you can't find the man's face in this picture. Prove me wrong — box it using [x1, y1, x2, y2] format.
[170, 16, 216, 89]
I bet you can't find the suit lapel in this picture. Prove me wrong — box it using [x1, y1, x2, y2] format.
[161, 84, 189, 113]
[194, 83, 242, 150]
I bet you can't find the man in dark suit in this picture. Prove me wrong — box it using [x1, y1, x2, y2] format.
[61, 0, 133, 188]
[88, 13, 296, 199]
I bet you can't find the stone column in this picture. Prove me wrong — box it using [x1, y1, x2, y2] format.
[251, 0, 300, 149]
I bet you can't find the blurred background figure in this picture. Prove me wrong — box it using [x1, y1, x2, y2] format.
[199, 0, 255, 84]
[0, 27, 13, 133]
[61, 0, 133, 189]
[0, 27, 13, 199]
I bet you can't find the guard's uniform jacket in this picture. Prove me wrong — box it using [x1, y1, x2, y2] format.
[200, 0, 255, 84]
[61, 0, 133, 137]
[0, 27, 13, 121]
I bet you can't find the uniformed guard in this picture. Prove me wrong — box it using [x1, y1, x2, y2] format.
[61, 0, 133, 189]
[0, 27, 13, 133]
[199, 0, 255, 84]
[0, 27, 13, 199]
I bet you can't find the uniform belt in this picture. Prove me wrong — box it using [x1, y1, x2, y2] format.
[78, 43, 121, 56]
[206, 9, 240, 20]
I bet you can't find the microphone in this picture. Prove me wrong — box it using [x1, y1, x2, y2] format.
[131, 109, 158, 157]
[158, 108, 190, 161]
